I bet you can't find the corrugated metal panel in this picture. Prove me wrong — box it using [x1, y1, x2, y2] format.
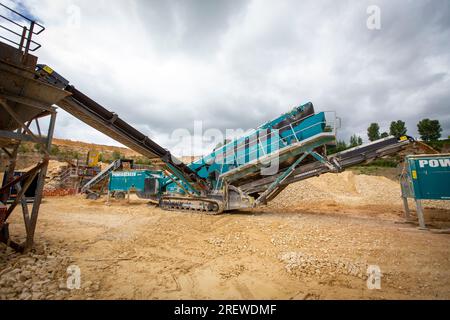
[406, 154, 450, 200]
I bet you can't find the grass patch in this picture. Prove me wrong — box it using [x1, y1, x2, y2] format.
[426, 139, 450, 152]
[362, 158, 398, 168]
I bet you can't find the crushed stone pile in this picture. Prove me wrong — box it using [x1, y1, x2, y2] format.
[279, 251, 367, 279]
[0, 244, 100, 300]
[267, 171, 450, 211]
[44, 160, 72, 191]
[0, 245, 71, 300]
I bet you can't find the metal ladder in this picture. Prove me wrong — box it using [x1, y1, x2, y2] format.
[80, 159, 121, 193]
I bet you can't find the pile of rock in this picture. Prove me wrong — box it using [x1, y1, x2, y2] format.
[268, 171, 450, 211]
[268, 171, 400, 210]
[0, 244, 104, 300]
[0, 246, 73, 300]
[0, 242, 105, 300]
[279, 251, 367, 280]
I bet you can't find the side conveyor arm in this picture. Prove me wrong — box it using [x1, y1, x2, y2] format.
[60, 86, 208, 193]
[240, 136, 414, 195]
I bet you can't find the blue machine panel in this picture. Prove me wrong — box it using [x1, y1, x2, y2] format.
[403, 154, 450, 200]
[109, 170, 163, 193]
[166, 102, 331, 193]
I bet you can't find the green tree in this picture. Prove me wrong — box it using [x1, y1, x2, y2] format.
[389, 120, 407, 137]
[417, 119, 442, 142]
[349, 134, 363, 148]
[327, 139, 349, 155]
[112, 150, 122, 160]
[50, 145, 60, 156]
[18, 143, 29, 154]
[380, 132, 389, 138]
[336, 140, 348, 152]
[367, 123, 380, 141]
[135, 157, 153, 165]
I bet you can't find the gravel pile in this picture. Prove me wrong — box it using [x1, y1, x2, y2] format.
[43, 160, 71, 192]
[0, 244, 99, 300]
[279, 251, 368, 280]
[268, 171, 450, 211]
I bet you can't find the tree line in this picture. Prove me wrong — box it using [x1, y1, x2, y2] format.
[331, 118, 444, 153]
[367, 119, 442, 142]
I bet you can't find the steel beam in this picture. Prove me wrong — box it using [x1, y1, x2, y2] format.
[0, 129, 47, 143]
[0, 92, 56, 112]
[402, 197, 411, 220]
[0, 143, 19, 203]
[254, 151, 310, 206]
[0, 98, 50, 155]
[5, 163, 43, 219]
[415, 200, 427, 230]
[0, 107, 57, 251]
[25, 111, 56, 248]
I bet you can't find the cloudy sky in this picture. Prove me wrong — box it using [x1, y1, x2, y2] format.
[3, 0, 450, 156]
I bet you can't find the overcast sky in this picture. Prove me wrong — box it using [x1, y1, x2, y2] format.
[4, 0, 450, 156]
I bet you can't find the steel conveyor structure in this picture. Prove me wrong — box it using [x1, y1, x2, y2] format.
[239, 136, 414, 201]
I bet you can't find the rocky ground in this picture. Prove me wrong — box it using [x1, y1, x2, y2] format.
[0, 243, 101, 300]
[1, 171, 450, 300]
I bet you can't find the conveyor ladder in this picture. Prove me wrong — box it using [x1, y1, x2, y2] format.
[81, 159, 121, 194]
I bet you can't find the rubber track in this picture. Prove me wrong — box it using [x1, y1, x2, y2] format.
[159, 196, 223, 215]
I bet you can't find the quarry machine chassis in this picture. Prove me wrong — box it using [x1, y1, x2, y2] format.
[0, 4, 414, 251]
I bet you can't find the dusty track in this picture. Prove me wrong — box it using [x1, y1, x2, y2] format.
[1, 172, 450, 300]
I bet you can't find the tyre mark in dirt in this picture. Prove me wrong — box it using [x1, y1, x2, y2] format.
[233, 280, 255, 299]
[135, 247, 205, 267]
[192, 215, 234, 233]
[153, 215, 234, 235]
[165, 274, 182, 292]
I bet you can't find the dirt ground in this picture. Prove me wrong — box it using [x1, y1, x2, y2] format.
[1, 171, 450, 300]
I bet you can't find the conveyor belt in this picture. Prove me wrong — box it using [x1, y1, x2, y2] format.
[58, 86, 208, 192]
[35, 65, 208, 193]
[239, 136, 414, 195]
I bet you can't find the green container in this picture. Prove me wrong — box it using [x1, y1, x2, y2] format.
[109, 170, 162, 194]
[401, 154, 450, 200]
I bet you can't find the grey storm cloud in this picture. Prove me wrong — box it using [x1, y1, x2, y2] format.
[12, 0, 450, 154]
[133, 0, 250, 56]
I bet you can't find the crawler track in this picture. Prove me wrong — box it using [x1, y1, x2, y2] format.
[159, 196, 224, 215]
